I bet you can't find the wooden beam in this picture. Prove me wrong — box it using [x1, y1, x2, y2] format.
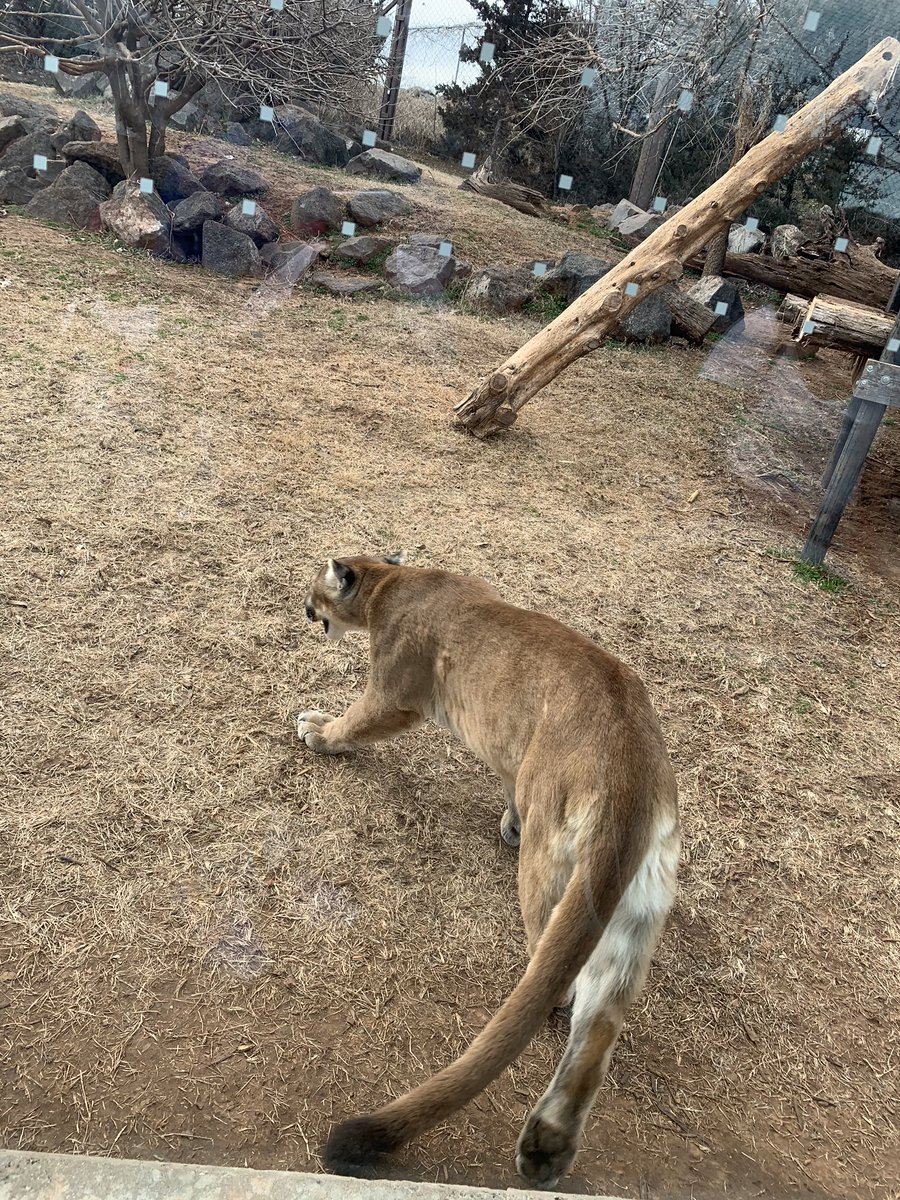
[454, 38, 900, 437]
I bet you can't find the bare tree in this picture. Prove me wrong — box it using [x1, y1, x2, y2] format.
[0, 0, 381, 176]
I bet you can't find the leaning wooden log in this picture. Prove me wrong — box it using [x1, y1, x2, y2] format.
[717, 245, 898, 307]
[454, 38, 899, 436]
[795, 294, 895, 356]
[778, 293, 807, 323]
[460, 159, 546, 219]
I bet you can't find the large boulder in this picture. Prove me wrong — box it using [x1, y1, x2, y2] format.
[464, 265, 534, 314]
[0, 129, 56, 172]
[687, 275, 744, 332]
[609, 198, 644, 230]
[51, 109, 100, 152]
[54, 160, 111, 200]
[223, 201, 278, 246]
[542, 250, 612, 301]
[616, 291, 672, 344]
[384, 244, 455, 295]
[770, 223, 803, 260]
[99, 180, 172, 255]
[171, 190, 226, 233]
[0, 166, 44, 205]
[50, 71, 102, 100]
[618, 208, 667, 244]
[25, 181, 100, 229]
[61, 140, 126, 185]
[261, 238, 320, 270]
[150, 154, 203, 204]
[347, 188, 412, 227]
[728, 223, 765, 254]
[0, 91, 58, 124]
[269, 244, 321, 286]
[345, 148, 421, 185]
[201, 219, 263, 277]
[199, 160, 268, 198]
[291, 185, 343, 235]
[335, 235, 393, 266]
[272, 105, 349, 167]
[222, 122, 251, 147]
[0, 115, 26, 155]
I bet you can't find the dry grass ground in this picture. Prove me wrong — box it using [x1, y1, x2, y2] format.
[1, 83, 899, 1200]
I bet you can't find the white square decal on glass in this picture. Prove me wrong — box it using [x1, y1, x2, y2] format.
[154, 80, 169, 98]
[139, 177, 153, 194]
[801, 320, 816, 336]
[533, 262, 547, 277]
[43, 55, 59, 73]
[834, 237, 849, 252]
[438, 241, 453, 257]
[677, 90, 693, 112]
[558, 174, 573, 191]
[362, 130, 377, 147]
[624, 282, 639, 298]
[341, 221, 356, 236]
[714, 301, 729, 316]
[260, 104, 275, 123]
[703, 0, 716, 7]
[242, 199, 257, 216]
[270, 0, 284, 8]
[479, 41, 495, 64]
[580, 68, 598, 88]
[33, 154, 48, 172]
[773, 115, 788, 133]
[745, 217, 760, 232]
[886, 338, 900, 354]
[461, 151, 476, 169]
[803, 10, 820, 30]
[866, 136, 882, 156]
[652, 196, 667, 212]
[376, 16, 391, 36]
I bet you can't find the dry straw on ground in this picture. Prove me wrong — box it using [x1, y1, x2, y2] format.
[1, 81, 899, 1200]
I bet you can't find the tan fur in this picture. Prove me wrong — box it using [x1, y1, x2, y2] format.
[299, 555, 680, 1188]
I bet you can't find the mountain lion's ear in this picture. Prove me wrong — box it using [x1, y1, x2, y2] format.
[325, 559, 356, 592]
[383, 551, 407, 565]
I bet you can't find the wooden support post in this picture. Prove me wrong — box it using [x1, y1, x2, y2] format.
[454, 38, 900, 437]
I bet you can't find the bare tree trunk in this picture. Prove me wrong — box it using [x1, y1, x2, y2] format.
[454, 38, 900, 437]
[628, 68, 678, 210]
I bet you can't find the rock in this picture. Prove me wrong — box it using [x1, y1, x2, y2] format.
[0, 166, 44, 205]
[335, 235, 393, 265]
[347, 188, 413, 227]
[542, 250, 612, 301]
[0, 91, 58, 124]
[25, 182, 99, 229]
[464, 265, 535, 314]
[310, 271, 382, 296]
[171, 190, 226, 233]
[0, 115, 26, 155]
[100, 180, 172, 255]
[53, 160, 111, 200]
[270, 244, 320, 285]
[609, 198, 644, 229]
[199, 160, 269, 198]
[39, 158, 67, 183]
[50, 70, 102, 100]
[618, 208, 667, 243]
[261, 238, 320, 269]
[201, 219, 263, 277]
[591, 203, 615, 224]
[222, 122, 251, 147]
[728, 224, 765, 254]
[150, 154, 204, 204]
[272, 105, 349, 167]
[345, 148, 421, 185]
[51, 110, 101, 153]
[770, 223, 803, 260]
[223, 201, 278, 246]
[616, 291, 672, 343]
[383, 244, 455, 295]
[406, 232, 446, 247]
[169, 99, 200, 131]
[0, 129, 56, 172]
[61, 140, 126, 185]
[291, 186, 343, 235]
[686, 275, 744, 332]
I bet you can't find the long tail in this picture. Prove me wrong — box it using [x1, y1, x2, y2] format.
[323, 799, 651, 1176]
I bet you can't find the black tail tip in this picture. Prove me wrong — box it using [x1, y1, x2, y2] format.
[323, 1115, 401, 1177]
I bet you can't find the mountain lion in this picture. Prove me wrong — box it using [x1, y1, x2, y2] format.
[297, 554, 680, 1188]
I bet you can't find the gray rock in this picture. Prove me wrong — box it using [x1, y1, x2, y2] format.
[222, 122, 251, 147]
[0, 166, 44, 205]
[0, 115, 26, 155]
[51, 109, 100, 152]
[383, 244, 455, 295]
[199, 160, 269, 198]
[728, 224, 765, 254]
[335, 235, 393, 265]
[617, 291, 672, 343]
[25, 182, 99, 229]
[291, 186, 343, 235]
[0, 91, 58, 124]
[771, 223, 803, 260]
[406, 232, 446, 247]
[464, 265, 534, 314]
[0, 128, 56, 172]
[50, 70, 102, 100]
[542, 250, 612, 301]
[99, 180, 172, 255]
[347, 188, 412, 227]
[61, 140, 126, 185]
[223, 201, 278, 246]
[53, 160, 111, 200]
[686, 275, 744, 332]
[270, 244, 320, 285]
[618, 208, 667, 243]
[345, 148, 421, 185]
[171, 190, 226, 233]
[310, 271, 382, 296]
[201, 219, 263, 277]
[261, 238, 321, 269]
[272, 105, 349, 167]
[169, 99, 200, 131]
[151, 154, 204, 204]
[609, 198, 644, 229]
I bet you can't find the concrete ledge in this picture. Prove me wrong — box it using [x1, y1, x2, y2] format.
[0, 1150, 626, 1200]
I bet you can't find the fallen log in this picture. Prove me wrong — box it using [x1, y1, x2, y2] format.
[455, 38, 900, 436]
[795, 294, 895, 356]
[718, 244, 898, 306]
[661, 284, 717, 342]
[778, 293, 807, 323]
[460, 159, 546, 219]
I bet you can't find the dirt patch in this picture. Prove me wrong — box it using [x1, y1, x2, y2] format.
[1, 82, 899, 1200]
